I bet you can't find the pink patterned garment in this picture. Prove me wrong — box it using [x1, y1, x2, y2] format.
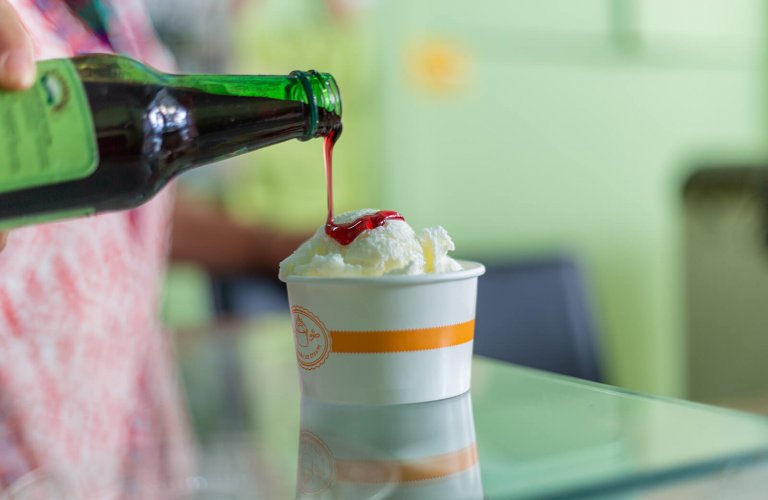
[0, 1, 193, 498]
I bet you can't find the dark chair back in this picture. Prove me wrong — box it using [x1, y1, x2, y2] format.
[211, 277, 288, 317]
[473, 257, 603, 382]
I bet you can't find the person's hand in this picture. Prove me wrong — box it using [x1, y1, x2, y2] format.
[0, 0, 36, 251]
[0, 0, 35, 89]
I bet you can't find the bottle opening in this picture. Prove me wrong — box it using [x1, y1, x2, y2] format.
[292, 70, 342, 141]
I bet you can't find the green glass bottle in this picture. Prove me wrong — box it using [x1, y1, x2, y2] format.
[0, 54, 342, 228]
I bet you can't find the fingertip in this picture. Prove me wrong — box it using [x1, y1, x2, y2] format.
[0, 48, 36, 90]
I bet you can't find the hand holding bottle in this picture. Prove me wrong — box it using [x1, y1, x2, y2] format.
[0, 0, 35, 250]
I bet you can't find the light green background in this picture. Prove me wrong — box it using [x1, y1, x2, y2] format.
[369, 0, 768, 398]
[165, 0, 768, 399]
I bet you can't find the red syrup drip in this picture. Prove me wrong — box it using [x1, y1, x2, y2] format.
[322, 129, 404, 246]
[326, 210, 405, 246]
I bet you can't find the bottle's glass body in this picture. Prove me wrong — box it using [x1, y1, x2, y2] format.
[0, 54, 342, 227]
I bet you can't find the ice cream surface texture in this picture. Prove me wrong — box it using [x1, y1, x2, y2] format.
[279, 209, 463, 278]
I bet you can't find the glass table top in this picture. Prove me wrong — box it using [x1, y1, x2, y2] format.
[176, 316, 768, 499]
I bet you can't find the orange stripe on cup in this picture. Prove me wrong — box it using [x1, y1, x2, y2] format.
[330, 320, 474, 354]
[335, 443, 478, 483]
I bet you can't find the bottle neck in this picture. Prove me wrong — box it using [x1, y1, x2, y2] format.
[290, 70, 343, 139]
[169, 71, 341, 141]
[159, 71, 341, 171]
[72, 55, 342, 139]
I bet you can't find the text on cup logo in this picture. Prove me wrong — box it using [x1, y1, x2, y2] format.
[291, 306, 331, 370]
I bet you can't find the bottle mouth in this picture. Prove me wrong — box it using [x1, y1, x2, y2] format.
[318, 73, 342, 117]
[292, 70, 342, 141]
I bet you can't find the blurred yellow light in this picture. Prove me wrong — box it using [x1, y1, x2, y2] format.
[406, 38, 470, 93]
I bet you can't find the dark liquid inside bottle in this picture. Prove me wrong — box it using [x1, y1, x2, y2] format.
[0, 81, 340, 220]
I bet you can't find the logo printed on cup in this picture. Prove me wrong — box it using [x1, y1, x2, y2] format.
[298, 430, 336, 494]
[291, 306, 331, 370]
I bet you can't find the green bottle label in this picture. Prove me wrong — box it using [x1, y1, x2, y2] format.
[0, 59, 98, 192]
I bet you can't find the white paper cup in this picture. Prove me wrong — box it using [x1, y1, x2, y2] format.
[297, 392, 483, 499]
[281, 261, 485, 405]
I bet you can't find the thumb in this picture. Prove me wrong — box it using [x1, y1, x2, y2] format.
[0, 0, 35, 89]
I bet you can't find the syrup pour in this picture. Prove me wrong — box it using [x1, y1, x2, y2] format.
[323, 128, 404, 246]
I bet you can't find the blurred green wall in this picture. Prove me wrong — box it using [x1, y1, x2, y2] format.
[369, 0, 767, 397]
[223, 1, 379, 230]
[170, 0, 768, 398]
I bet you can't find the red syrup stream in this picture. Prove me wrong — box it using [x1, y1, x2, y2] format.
[323, 129, 404, 246]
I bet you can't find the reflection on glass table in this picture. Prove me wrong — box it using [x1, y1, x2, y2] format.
[298, 392, 481, 499]
[175, 315, 768, 499]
